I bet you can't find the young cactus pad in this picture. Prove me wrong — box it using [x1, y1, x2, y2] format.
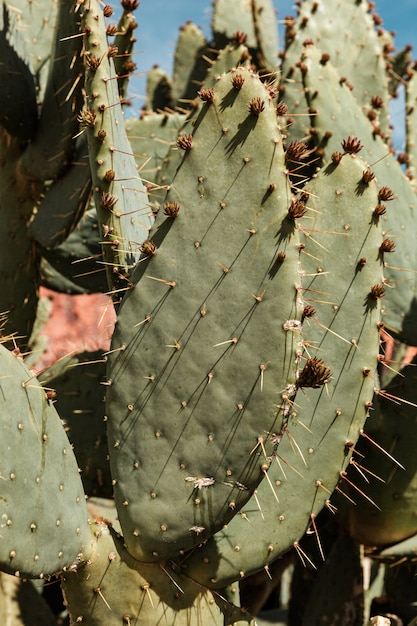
[0, 344, 90, 579]
[106, 67, 304, 561]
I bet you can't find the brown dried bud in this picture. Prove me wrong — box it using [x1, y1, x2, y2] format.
[297, 357, 332, 389]
[362, 169, 375, 184]
[123, 60, 137, 73]
[301, 305, 316, 321]
[77, 108, 96, 128]
[97, 129, 107, 141]
[287, 199, 307, 220]
[106, 24, 118, 36]
[121, 0, 139, 11]
[370, 284, 386, 299]
[378, 186, 395, 202]
[232, 74, 245, 90]
[380, 239, 396, 253]
[232, 31, 248, 46]
[248, 97, 265, 116]
[198, 88, 215, 103]
[285, 140, 308, 162]
[163, 201, 180, 218]
[320, 52, 330, 65]
[101, 192, 118, 210]
[103, 4, 113, 17]
[276, 101, 288, 116]
[108, 45, 118, 58]
[374, 204, 387, 216]
[341, 136, 363, 154]
[85, 54, 101, 71]
[104, 170, 115, 183]
[371, 95, 384, 109]
[140, 240, 157, 256]
[177, 134, 193, 151]
[331, 151, 343, 165]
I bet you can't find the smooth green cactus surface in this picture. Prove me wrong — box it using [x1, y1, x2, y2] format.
[0, 343, 90, 579]
[107, 66, 303, 561]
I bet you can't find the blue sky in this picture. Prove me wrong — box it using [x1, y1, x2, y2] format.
[126, 0, 417, 148]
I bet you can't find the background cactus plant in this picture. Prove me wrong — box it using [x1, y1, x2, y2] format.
[1, 0, 417, 624]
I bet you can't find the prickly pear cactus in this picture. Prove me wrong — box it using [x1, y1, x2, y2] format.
[107, 66, 304, 561]
[62, 521, 253, 626]
[0, 343, 90, 579]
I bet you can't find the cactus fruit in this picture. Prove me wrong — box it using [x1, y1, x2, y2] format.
[107, 66, 304, 561]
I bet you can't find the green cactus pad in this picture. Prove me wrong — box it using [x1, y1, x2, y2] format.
[283, 0, 390, 139]
[107, 67, 303, 561]
[20, 0, 85, 182]
[40, 206, 108, 295]
[126, 112, 186, 190]
[28, 138, 91, 250]
[180, 153, 383, 587]
[340, 356, 417, 547]
[172, 21, 208, 106]
[0, 343, 90, 578]
[81, 0, 154, 291]
[212, 0, 278, 72]
[38, 351, 111, 499]
[62, 521, 252, 625]
[146, 65, 174, 112]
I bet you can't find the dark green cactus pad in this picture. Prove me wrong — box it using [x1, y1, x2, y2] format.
[146, 65, 174, 112]
[38, 351, 111, 499]
[112, 4, 138, 101]
[126, 112, 186, 190]
[107, 67, 303, 561]
[172, 21, 209, 106]
[180, 153, 383, 587]
[19, 0, 85, 182]
[340, 356, 417, 547]
[281, 43, 417, 346]
[82, 0, 154, 290]
[2, 0, 58, 105]
[299, 534, 363, 626]
[0, 131, 40, 348]
[61, 521, 253, 625]
[0, 343, 90, 578]
[283, 0, 390, 140]
[28, 138, 91, 250]
[212, 0, 278, 72]
[40, 206, 108, 295]
[0, 3, 38, 141]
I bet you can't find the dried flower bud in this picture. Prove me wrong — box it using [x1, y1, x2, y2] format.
[232, 31, 248, 45]
[370, 284, 386, 299]
[285, 140, 308, 162]
[140, 240, 157, 256]
[103, 4, 113, 17]
[287, 199, 307, 220]
[301, 305, 316, 321]
[248, 97, 265, 116]
[163, 201, 180, 218]
[380, 239, 396, 253]
[362, 169, 375, 184]
[198, 88, 215, 103]
[331, 151, 343, 165]
[373, 203, 386, 216]
[341, 136, 363, 154]
[378, 186, 395, 202]
[276, 101, 288, 116]
[176, 134, 193, 151]
[101, 192, 118, 210]
[232, 74, 245, 90]
[77, 108, 96, 128]
[297, 358, 332, 389]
